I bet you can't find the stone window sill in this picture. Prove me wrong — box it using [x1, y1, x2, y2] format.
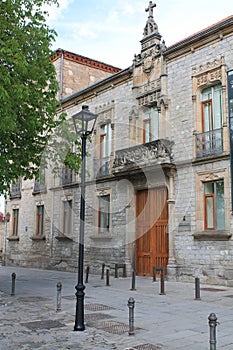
[193, 230, 232, 241]
[90, 234, 113, 240]
[7, 236, 19, 241]
[55, 234, 73, 241]
[30, 235, 46, 241]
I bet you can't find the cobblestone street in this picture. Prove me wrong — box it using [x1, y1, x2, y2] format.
[1, 266, 233, 349]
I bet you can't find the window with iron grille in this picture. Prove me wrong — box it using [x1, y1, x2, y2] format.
[196, 84, 223, 157]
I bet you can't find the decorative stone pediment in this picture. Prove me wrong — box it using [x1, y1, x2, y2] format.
[192, 56, 225, 89]
[112, 139, 174, 174]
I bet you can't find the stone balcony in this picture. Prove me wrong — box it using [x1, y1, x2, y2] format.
[112, 139, 174, 174]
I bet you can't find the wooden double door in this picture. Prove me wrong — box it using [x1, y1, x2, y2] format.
[136, 187, 168, 277]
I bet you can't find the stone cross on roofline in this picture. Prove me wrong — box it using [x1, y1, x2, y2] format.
[145, 1, 156, 18]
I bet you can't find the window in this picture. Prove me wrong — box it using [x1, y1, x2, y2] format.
[34, 168, 46, 193]
[98, 123, 112, 176]
[98, 195, 110, 233]
[100, 123, 112, 159]
[196, 84, 223, 157]
[142, 108, 158, 143]
[201, 84, 222, 132]
[36, 205, 44, 236]
[204, 179, 225, 230]
[10, 179, 21, 198]
[63, 200, 72, 235]
[143, 119, 152, 143]
[12, 209, 19, 236]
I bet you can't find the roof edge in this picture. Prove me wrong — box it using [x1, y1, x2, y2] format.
[51, 49, 122, 74]
[165, 15, 233, 54]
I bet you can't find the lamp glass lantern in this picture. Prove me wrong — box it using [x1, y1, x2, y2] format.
[72, 105, 97, 136]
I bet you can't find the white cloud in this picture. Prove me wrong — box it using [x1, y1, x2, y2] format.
[45, 0, 75, 22]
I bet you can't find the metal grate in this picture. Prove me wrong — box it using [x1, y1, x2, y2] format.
[85, 303, 113, 311]
[126, 344, 163, 350]
[18, 296, 50, 302]
[85, 312, 114, 323]
[201, 288, 226, 292]
[21, 319, 65, 330]
[89, 320, 129, 335]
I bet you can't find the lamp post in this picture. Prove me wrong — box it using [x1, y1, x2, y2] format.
[72, 105, 98, 331]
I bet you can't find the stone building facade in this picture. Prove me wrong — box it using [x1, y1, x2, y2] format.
[52, 49, 121, 99]
[4, 3, 233, 286]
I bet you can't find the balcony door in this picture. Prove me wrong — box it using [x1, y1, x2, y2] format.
[200, 84, 223, 155]
[136, 187, 168, 277]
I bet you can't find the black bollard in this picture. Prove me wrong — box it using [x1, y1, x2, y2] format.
[11, 272, 16, 296]
[85, 266, 90, 284]
[106, 266, 110, 286]
[195, 277, 201, 300]
[160, 268, 165, 295]
[56, 282, 62, 312]
[208, 313, 217, 350]
[101, 263, 105, 280]
[128, 297, 135, 335]
[153, 267, 157, 282]
[130, 270, 136, 291]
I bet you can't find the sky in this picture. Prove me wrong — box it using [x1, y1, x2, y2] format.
[46, 0, 233, 69]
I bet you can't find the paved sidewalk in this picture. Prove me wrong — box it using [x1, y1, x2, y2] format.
[0, 266, 233, 350]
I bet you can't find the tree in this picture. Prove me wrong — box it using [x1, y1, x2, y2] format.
[0, 0, 63, 194]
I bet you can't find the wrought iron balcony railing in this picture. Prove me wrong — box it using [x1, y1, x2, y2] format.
[10, 180, 21, 198]
[94, 157, 111, 178]
[61, 167, 73, 185]
[33, 180, 46, 193]
[113, 139, 174, 174]
[196, 128, 223, 158]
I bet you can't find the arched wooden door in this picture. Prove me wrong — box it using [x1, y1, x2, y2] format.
[136, 187, 168, 276]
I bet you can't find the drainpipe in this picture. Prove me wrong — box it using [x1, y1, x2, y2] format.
[59, 50, 64, 101]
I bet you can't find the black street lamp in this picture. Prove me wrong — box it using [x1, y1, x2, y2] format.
[72, 105, 98, 331]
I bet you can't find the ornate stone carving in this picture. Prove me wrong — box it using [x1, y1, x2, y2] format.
[143, 1, 159, 37]
[192, 57, 224, 87]
[113, 139, 174, 173]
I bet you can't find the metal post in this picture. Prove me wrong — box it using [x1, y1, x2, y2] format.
[195, 277, 201, 300]
[153, 267, 157, 282]
[106, 266, 110, 286]
[101, 263, 105, 279]
[11, 272, 16, 296]
[128, 297, 135, 335]
[56, 282, 62, 312]
[209, 313, 217, 350]
[160, 268, 165, 295]
[115, 264, 118, 278]
[130, 270, 136, 291]
[85, 266, 90, 284]
[74, 134, 87, 332]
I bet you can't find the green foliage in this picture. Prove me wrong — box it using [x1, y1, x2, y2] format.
[0, 0, 61, 193]
[45, 117, 83, 176]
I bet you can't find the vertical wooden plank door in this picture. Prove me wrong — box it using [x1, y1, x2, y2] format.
[136, 187, 168, 277]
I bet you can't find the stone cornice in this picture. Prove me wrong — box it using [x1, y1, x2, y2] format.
[164, 16, 233, 60]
